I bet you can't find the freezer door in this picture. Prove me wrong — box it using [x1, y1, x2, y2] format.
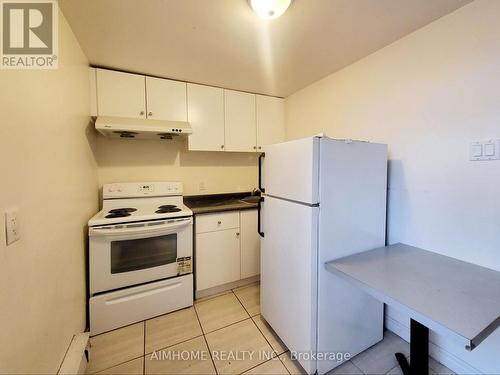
[262, 137, 319, 205]
[260, 195, 319, 375]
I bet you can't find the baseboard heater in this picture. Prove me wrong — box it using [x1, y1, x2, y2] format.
[58, 333, 90, 375]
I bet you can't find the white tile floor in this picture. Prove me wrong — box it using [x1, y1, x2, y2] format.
[86, 282, 454, 375]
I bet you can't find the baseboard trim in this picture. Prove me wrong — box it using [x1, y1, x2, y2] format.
[385, 314, 409, 341]
[385, 313, 482, 375]
[195, 276, 259, 300]
[429, 341, 482, 375]
[58, 332, 89, 375]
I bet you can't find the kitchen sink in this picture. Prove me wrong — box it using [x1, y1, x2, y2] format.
[209, 198, 241, 206]
[238, 196, 261, 204]
[199, 196, 260, 207]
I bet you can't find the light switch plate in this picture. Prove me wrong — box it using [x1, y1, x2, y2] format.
[5, 209, 20, 246]
[470, 140, 500, 161]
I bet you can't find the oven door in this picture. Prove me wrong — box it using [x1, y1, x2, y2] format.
[89, 217, 192, 295]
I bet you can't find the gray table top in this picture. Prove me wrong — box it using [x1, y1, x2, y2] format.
[325, 243, 500, 350]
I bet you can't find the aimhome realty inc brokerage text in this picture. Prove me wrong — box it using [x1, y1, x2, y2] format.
[149, 350, 352, 362]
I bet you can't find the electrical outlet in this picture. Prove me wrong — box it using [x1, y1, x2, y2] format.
[5, 209, 20, 246]
[199, 181, 207, 192]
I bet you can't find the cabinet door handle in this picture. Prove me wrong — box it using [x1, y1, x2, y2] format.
[140, 111, 145, 116]
[217, 221, 222, 225]
[148, 111, 153, 116]
[236, 232, 240, 237]
[221, 145, 225, 150]
[253, 146, 257, 150]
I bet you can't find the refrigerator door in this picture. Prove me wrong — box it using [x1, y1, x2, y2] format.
[316, 139, 387, 374]
[260, 195, 319, 375]
[262, 137, 320, 205]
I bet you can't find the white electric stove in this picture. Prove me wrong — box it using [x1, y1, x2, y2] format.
[88, 182, 193, 335]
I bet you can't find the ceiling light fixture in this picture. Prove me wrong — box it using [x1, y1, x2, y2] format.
[249, 0, 292, 20]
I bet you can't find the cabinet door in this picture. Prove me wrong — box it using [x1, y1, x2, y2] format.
[89, 68, 97, 116]
[224, 90, 256, 152]
[196, 211, 240, 234]
[240, 210, 261, 278]
[196, 229, 241, 291]
[96, 69, 146, 119]
[145, 77, 187, 121]
[256, 95, 285, 150]
[187, 84, 225, 151]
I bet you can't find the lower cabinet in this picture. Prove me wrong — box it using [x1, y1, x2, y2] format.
[195, 209, 260, 292]
[240, 210, 260, 279]
[196, 228, 241, 290]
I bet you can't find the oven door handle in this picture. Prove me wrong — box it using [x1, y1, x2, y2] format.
[89, 218, 192, 237]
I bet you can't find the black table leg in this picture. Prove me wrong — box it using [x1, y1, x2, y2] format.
[395, 319, 429, 375]
[395, 352, 410, 375]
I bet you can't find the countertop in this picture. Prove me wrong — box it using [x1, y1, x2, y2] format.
[325, 243, 500, 350]
[184, 192, 259, 214]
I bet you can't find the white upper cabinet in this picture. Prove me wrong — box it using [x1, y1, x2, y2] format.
[89, 68, 98, 116]
[224, 90, 256, 152]
[96, 69, 146, 119]
[256, 95, 285, 150]
[187, 83, 225, 151]
[145, 77, 187, 121]
[93, 68, 283, 152]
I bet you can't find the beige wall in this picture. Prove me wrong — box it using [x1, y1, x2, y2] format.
[0, 11, 98, 374]
[96, 137, 258, 196]
[286, 1, 500, 373]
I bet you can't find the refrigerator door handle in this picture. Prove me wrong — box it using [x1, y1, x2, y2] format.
[258, 152, 265, 193]
[258, 196, 265, 238]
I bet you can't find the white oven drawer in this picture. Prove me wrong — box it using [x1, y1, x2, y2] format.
[90, 274, 193, 336]
[196, 211, 239, 233]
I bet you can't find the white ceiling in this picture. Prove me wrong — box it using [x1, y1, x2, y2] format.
[60, 0, 471, 97]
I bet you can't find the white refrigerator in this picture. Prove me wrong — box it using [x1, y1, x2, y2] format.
[259, 136, 388, 374]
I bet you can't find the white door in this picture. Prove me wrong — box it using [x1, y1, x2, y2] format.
[224, 90, 256, 152]
[256, 95, 285, 151]
[145, 77, 187, 121]
[196, 229, 241, 290]
[187, 84, 225, 151]
[240, 209, 260, 278]
[262, 137, 320, 204]
[260, 195, 319, 375]
[96, 69, 146, 119]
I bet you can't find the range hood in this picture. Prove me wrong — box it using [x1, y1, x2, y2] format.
[95, 116, 192, 140]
